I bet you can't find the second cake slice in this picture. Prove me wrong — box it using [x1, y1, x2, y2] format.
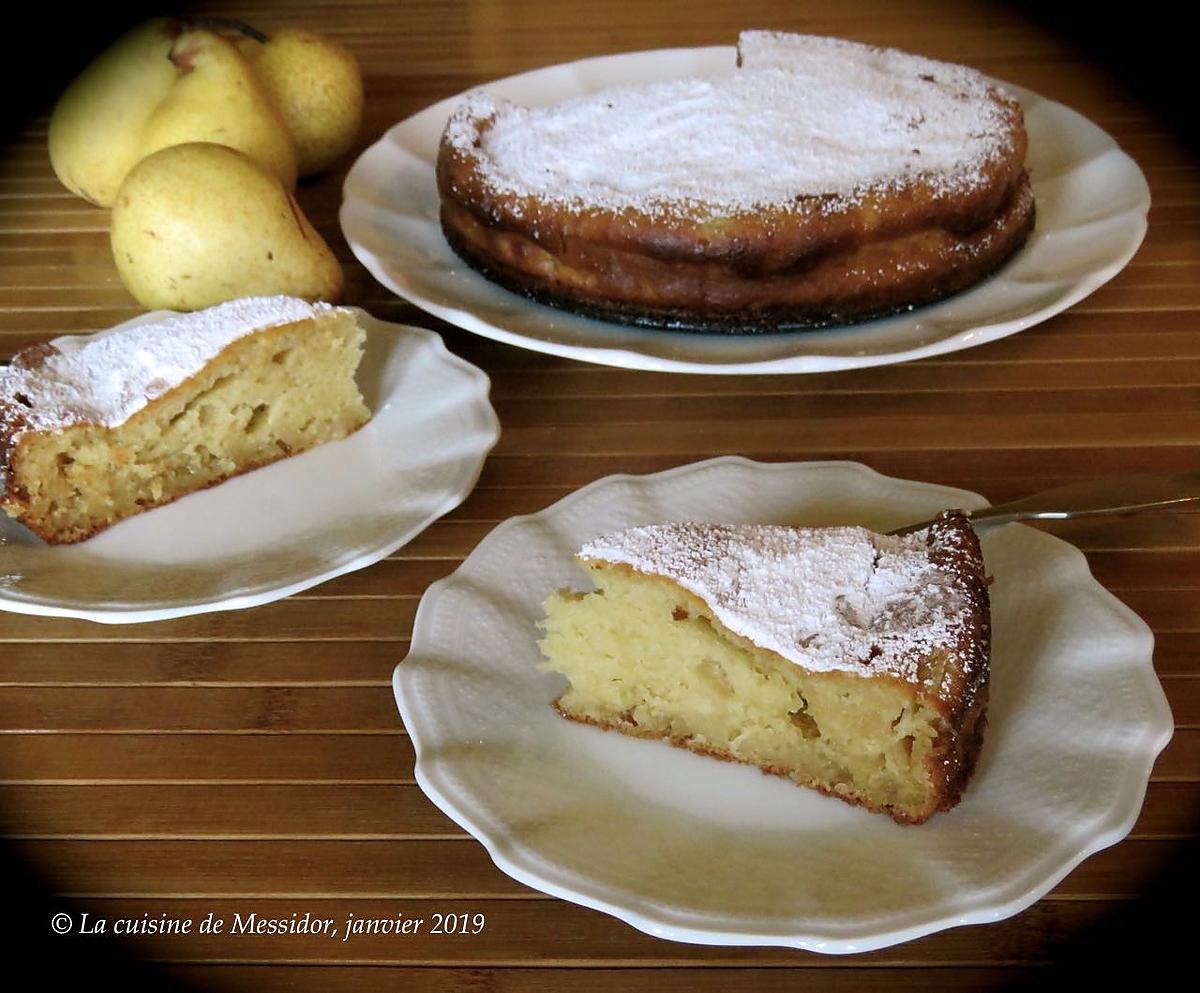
[1, 296, 371, 543]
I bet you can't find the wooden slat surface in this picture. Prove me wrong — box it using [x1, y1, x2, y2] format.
[2, 0, 1197, 989]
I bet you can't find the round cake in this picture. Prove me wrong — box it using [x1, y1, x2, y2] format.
[436, 31, 1035, 333]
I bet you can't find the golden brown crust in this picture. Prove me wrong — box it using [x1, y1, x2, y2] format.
[436, 96, 1033, 332]
[910, 511, 991, 817]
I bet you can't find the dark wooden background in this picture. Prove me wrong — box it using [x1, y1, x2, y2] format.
[1, 2, 1196, 989]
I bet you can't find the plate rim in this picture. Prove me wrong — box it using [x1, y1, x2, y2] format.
[341, 44, 1151, 375]
[393, 455, 1173, 952]
[0, 308, 501, 624]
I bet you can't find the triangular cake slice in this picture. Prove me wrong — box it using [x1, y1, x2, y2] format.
[539, 511, 989, 823]
[1, 297, 370, 543]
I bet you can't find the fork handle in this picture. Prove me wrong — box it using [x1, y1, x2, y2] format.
[971, 470, 1200, 524]
[892, 471, 1200, 535]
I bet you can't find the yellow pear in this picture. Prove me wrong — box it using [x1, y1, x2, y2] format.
[240, 29, 363, 176]
[48, 18, 182, 206]
[111, 143, 343, 311]
[138, 28, 297, 191]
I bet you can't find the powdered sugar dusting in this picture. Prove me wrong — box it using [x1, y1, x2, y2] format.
[0, 297, 341, 438]
[445, 31, 1016, 217]
[580, 520, 969, 682]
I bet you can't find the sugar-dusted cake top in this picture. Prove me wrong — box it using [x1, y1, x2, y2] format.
[444, 31, 1018, 216]
[0, 297, 342, 438]
[580, 514, 979, 683]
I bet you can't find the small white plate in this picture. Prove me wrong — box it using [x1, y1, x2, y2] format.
[342, 46, 1150, 375]
[394, 457, 1172, 952]
[0, 309, 499, 624]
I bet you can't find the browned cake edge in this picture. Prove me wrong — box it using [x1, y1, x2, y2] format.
[550, 510, 991, 824]
[914, 510, 991, 818]
[0, 320, 370, 544]
[440, 181, 1034, 333]
[435, 80, 1031, 333]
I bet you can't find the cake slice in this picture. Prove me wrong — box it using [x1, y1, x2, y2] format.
[539, 511, 989, 823]
[0, 296, 370, 543]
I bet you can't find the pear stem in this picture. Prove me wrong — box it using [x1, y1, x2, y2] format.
[183, 17, 269, 44]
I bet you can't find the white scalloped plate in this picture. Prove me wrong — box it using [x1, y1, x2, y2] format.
[342, 46, 1150, 374]
[394, 458, 1172, 952]
[0, 309, 499, 623]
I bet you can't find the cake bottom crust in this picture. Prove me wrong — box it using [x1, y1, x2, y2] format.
[554, 700, 978, 826]
[440, 174, 1035, 334]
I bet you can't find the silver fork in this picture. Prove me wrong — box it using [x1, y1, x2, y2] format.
[888, 471, 1200, 536]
